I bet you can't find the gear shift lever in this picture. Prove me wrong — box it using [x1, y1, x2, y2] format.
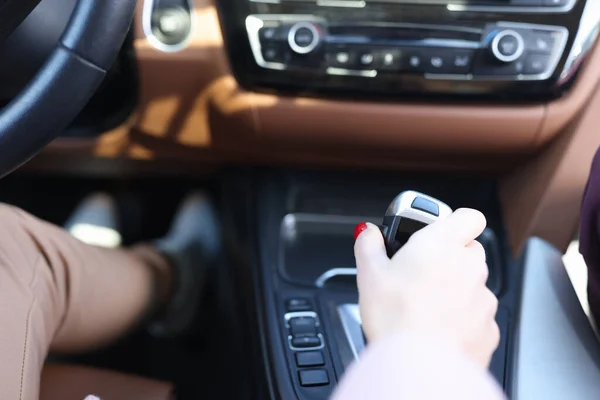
[380, 191, 452, 257]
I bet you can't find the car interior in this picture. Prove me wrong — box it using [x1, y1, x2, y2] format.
[2, 0, 600, 399]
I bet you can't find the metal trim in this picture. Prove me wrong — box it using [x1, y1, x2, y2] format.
[337, 304, 365, 360]
[315, 268, 357, 288]
[560, 0, 600, 82]
[142, 0, 196, 53]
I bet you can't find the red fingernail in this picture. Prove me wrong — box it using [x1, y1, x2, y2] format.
[354, 222, 368, 240]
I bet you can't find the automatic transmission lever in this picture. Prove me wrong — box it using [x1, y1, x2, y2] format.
[379, 191, 452, 258]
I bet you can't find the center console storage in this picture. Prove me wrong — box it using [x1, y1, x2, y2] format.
[217, 0, 599, 100]
[224, 169, 519, 400]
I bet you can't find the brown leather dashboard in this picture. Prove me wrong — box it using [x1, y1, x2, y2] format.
[31, 0, 600, 256]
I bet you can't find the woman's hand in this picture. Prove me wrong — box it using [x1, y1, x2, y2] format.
[354, 208, 500, 368]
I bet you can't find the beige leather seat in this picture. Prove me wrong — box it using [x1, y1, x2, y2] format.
[40, 364, 175, 400]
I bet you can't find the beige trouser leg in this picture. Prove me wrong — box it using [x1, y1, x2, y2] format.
[0, 204, 170, 400]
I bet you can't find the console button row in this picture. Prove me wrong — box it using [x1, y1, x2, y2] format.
[327, 45, 475, 75]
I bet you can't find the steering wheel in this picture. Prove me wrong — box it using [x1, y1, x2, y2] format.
[0, 0, 137, 177]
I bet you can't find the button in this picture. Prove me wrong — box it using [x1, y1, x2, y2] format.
[491, 30, 525, 63]
[292, 336, 322, 348]
[357, 51, 376, 68]
[422, 49, 455, 74]
[261, 45, 285, 63]
[288, 22, 322, 55]
[289, 317, 317, 337]
[328, 49, 356, 68]
[523, 54, 550, 75]
[544, 0, 569, 5]
[527, 33, 555, 54]
[286, 298, 312, 312]
[404, 50, 424, 72]
[295, 351, 325, 367]
[259, 26, 282, 43]
[299, 369, 330, 387]
[377, 49, 402, 71]
[294, 27, 315, 47]
[449, 50, 474, 74]
[411, 197, 440, 216]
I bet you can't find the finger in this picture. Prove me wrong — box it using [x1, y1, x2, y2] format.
[354, 223, 391, 278]
[466, 241, 489, 283]
[467, 240, 487, 263]
[430, 208, 487, 246]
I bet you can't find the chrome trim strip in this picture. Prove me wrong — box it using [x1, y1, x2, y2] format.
[317, 0, 366, 7]
[284, 311, 320, 326]
[337, 304, 365, 360]
[447, 0, 577, 13]
[142, 0, 195, 53]
[288, 333, 326, 351]
[327, 67, 378, 77]
[315, 268, 357, 288]
[248, 0, 577, 13]
[560, 0, 600, 82]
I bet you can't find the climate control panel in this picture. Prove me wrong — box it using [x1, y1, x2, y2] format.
[246, 15, 569, 82]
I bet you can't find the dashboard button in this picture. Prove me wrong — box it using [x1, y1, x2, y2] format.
[289, 317, 317, 337]
[527, 33, 555, 54]
[327, 48, 356, 68]
[292, 336, 322, 348]
[259, 26, 282, 43]
[491, 30, 525, 63]
[296, 351, 325, 367]
[288, 22, 323, 55]
[523, 54, 550, 75]
[422, 49, 459, 74]
[261, 44, 285, 63]
[449, 50, 474, 74]
[286, 298, 312, 312]
[377, 49, 402, 71]
[357, 51, 376, 68]
[299, 369, 330, 387]
[403, 49, 425, 72]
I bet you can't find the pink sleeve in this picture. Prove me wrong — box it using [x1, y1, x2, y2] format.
[331, 333, 506, 400]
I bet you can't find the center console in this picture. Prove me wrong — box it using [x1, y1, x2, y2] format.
[218, 0, 599, 99]
[224, 170, 517, 400]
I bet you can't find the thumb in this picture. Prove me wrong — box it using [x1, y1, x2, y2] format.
[354, 223, 390, 278]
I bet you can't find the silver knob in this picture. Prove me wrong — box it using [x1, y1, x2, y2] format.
[491, 29, 525, 63]
[287, 22, 322, 55]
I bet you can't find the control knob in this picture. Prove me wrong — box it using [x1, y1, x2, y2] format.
[287, 22, 323, 55]
[490, 29, 525, 63]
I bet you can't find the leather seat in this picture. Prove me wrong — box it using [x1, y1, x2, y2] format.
[40, 364, 175, 400]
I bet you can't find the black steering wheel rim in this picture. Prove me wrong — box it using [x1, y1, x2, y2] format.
[0, 0, 137, 178]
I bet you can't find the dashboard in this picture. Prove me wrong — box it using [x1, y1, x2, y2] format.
[4, 0, 600, 256]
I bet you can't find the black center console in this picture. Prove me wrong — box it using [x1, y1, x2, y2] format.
[218, 0, 599, 100]
[224, 170, 518, 400]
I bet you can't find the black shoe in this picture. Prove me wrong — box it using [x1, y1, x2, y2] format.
[149, 191, 221, 338]
[64, 193, 122, 248]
